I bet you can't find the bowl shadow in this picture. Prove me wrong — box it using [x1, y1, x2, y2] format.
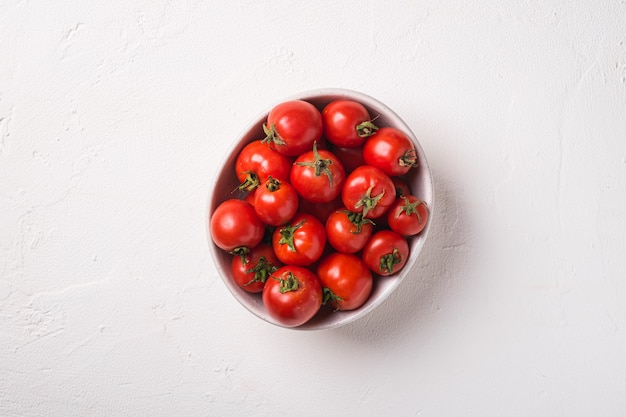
[328, 168, 471, 345]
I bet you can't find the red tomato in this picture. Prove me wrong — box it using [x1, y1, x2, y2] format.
[362, 230, 409, 276]
[262, 266, 323, 327]
[392, 177, 412, 198]
[210, 199, 265, 252]
[253, 176, 299, 226]
[263, 100, 323, 157]
[316, 253, 373, 311]
[325, 209, 374, 254]
[272, 212, 326, 266]
[327, 143, 366, 174]
[235, 140, 293, 192]
[231, 244, 281, 293]
[341, 165, 396, 219]
[387, 195, 429, 236]
[297, 195, 343, 224]
[290, 142, 346, 203]
[363, 127, 417, 177]
[321, 99, 378, 147]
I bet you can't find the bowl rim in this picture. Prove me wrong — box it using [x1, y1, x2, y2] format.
[206, 87, 434, 331]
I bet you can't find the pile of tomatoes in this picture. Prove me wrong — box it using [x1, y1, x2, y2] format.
[210, 98, 429, 327]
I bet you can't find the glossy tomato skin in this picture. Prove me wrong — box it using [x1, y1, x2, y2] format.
[272, 212, 326, 266]
[262, 266, 323, 327]
[317, 252, 373, 311]
[363, 127, 417, 177]
[321, 100, 378, 148]
[290, 145, 346, 203]
[341, 165, 396, 219]
[210, 199, 265, 252]
[325, 209, 373, 254]
[327, 143, 366, 174]
[297, 195, 343, 224]
[264, 100, 323, 157]
[235, 140, 293, 192]
[387, 195, 429, 236]
[231, 244, 281, 293]
[362, 230, 409, 276]
[253, 177, 299, 226]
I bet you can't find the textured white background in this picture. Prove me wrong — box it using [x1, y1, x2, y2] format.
[2, 1, 626, 416]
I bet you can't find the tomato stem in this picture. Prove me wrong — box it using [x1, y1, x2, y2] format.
[322, 287, 343, 311]
[396, 197, 427, 223]
[244, 256, 278, 287]
[275, 271, 299, 293]
[379, 248, 403, 274]
[236, 171, 260, 192]
[262, 123, 286, 147]
[398, 149, 418, 168]
[265, 176, 281, 192]
[294, 141, 335, 187]
[356, 120, 379, 138]
[354, 185, 385, 218]
[342, 210, 375, 233]
[278, 220, 305, 252]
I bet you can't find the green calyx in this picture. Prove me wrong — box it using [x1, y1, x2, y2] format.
[244, 256, 277, 287]
[261, 123, 286, 147]
[294, 142, 335, 187]
[278, 220, 305, 252]
[341, 210, 375, 234]
[265, 176, 281, 192]
[275, 271, 300, 293]
[236, 171, 260, 192]
[354, 185, 385, 218]
[396, 196, 427, 223]
[322, 287, 343, 311]
[398, 149, 418, 168]
[379, 248, 403, 274]
[356, 120, 379, 138]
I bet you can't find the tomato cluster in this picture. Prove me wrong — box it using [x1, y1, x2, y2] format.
[210, 99, 429, 327]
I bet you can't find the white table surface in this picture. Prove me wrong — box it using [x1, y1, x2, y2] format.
[2, 1, 625, 416]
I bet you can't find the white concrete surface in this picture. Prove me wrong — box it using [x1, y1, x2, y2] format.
[1, 1, 625, 416]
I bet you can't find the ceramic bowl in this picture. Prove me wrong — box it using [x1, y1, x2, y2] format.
[207, 88, 433, 330]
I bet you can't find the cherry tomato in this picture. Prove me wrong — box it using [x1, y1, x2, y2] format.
[321, 99, 378, 148]
[262, 266, 323, 327]
[386, 195, 429, 236]
[263, 100, 323, 157]
[325, 209, 374, 254]
[327, 143, 366, 174]
[253, 176, 299, 226]
[290, 142, 346, 203]
[362, 230, 409, 276]
[317, 253, 373, 311]
[210, 199, 265, 252]
[272, 212, 326, 266]
[297, 195, 343, 224]
[231, 244, 281, 293]
[341, 165, 396, 219]
[363, 127, 417, 177]
[392, 177, 412, 198]
[235, 140, 293, 192]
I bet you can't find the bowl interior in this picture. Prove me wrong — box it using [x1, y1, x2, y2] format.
[207, 88, 434, 330]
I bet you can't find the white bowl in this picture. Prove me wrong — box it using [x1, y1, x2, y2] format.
[207, 88, 434, 330]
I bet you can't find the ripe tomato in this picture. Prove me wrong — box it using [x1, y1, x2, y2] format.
[272, 212, 326, 266]
[290, 142, 346, 203]
[392, 177, 412, 198]
[231, 244, 281, 293]
[253, 176, 299, 226]
[362, 127, 417, 177]
[263, 100, 323, 157]
[325, 209, 374, 254]
[262, 266, 323, 327]
[297, 195, 343, 224]
[387, 195, 429, 236]
[327, 143, 366, 174]
[210, 199, 265, 252]
[316, 253, 373, 311]
[341, 165, 396, 219]
[362, 230, 409, 276]
[321, 99, 378, 148]
[235, 140, 293, 192]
